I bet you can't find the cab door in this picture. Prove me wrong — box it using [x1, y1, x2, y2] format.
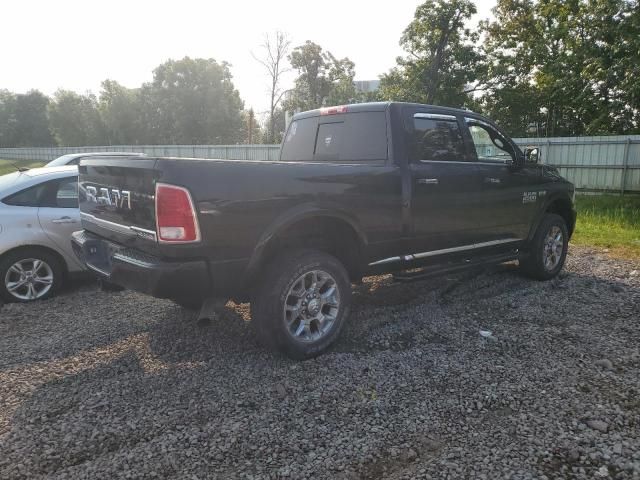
[463, 117, 539, 242]
[404, 109, 485, 254]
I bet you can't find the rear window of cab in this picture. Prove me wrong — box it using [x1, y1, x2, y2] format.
[280, 112, 388, 163]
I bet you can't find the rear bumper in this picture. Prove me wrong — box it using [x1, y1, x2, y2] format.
[71, 230, 211, 301]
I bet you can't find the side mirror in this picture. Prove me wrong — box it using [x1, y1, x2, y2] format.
[524, 147, 540, 164]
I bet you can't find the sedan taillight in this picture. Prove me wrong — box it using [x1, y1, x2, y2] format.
[155, 183, 200, 243]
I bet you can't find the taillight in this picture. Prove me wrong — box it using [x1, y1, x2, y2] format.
[155, 183, 201, 243]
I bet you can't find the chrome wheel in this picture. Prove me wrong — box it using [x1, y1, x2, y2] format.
[283, 270, 340, 343]
[543, 226, 564, 271]
[4, 258, 54, 301]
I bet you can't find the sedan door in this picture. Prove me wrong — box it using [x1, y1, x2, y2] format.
[36, 176, 84, 271]
[405, 110, 485, 255]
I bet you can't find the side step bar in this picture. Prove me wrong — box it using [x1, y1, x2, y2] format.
[392, 251, 520, 282]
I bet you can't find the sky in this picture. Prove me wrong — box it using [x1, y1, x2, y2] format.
[1, 0, 496, 118]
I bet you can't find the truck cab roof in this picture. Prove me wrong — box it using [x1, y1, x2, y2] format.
[292, 101, 481, 121]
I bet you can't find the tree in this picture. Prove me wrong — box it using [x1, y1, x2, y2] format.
[378, 0, 483, 108]
[0, 90, 18, 147]
[144, 57, 245, 144]
[0, 90, 53, 147]
[252, 31, 291, 144]
[99, 80, 142, 145]
[48, 90, 106, 146]
[13, 90, 54, 146]
[269, 106, 287, 143]
[242, 108, 260, 144]
[325, 54, 358, 106]
[577, 0, 640, 134]
[135, 83, 162, 144]
[286, 41, 332, 111]
[285, 41, 359, 112]
[481, 0, 640, 136]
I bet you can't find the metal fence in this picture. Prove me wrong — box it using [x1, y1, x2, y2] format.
[512, 136, 640, 193]
[0, 145, 281, 163]
[1, 136, 639, 192]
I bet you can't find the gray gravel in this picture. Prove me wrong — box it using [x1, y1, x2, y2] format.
[1, 246, 639, 479]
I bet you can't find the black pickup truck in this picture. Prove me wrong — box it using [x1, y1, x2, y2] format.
[72, 102, 576, 359]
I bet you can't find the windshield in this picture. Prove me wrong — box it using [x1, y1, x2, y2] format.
[45, 154, 79, 167]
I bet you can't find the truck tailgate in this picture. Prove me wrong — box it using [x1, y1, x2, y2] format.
[78, 157, 160, 249]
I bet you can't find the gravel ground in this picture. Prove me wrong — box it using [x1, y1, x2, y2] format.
[0, 246, 639, 480]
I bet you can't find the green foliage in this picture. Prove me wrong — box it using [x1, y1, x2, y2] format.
[99, 80, 142, 145]
[0, 91, 14, 147]
[239, 108, 265, 144]
[0, 57, 247, 147]
[481, 0, 640, 136]
[286, 41, 332, 111]
[285, 41, 359, 111]
[377, 0, 639, 136]
[257, 107, 287, 144]
[48, 90, 105, 147]
[325, 55, 358, 106]
[143, 57, 245, 144]
[0, 90, 54, 147]
[378, 0, 482, 108]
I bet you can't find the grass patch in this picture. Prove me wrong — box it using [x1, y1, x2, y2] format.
[573, 194, 640, 259]
[0, 158, 45, 176]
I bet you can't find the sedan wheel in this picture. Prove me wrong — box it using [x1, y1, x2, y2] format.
[5, 258, 54, 301]
[0, 249, 64, 303]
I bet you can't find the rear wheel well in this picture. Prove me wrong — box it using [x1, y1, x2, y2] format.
[258, 216, 364, 284]
[545, 198, 575, 237]
[0, 245, 69, 277]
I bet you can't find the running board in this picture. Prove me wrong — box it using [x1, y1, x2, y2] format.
[392, 251, 519, 282]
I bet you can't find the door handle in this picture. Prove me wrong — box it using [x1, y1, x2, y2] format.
[417, 178, 439, 185]
[52, 216, 77, 224]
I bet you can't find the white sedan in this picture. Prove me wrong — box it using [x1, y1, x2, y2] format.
[0, 166, 84, 302]
[45, 152, 145, 167]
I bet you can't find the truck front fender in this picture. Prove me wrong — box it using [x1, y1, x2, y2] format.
[526, 191, 576, 244]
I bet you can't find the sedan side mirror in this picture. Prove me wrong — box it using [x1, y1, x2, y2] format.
[524, 147, 540, 164]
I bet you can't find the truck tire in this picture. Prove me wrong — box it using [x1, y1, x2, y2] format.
[520, 213, 569, 280]
[251, 249, 352, 360]
[0, 248, 64, 303]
